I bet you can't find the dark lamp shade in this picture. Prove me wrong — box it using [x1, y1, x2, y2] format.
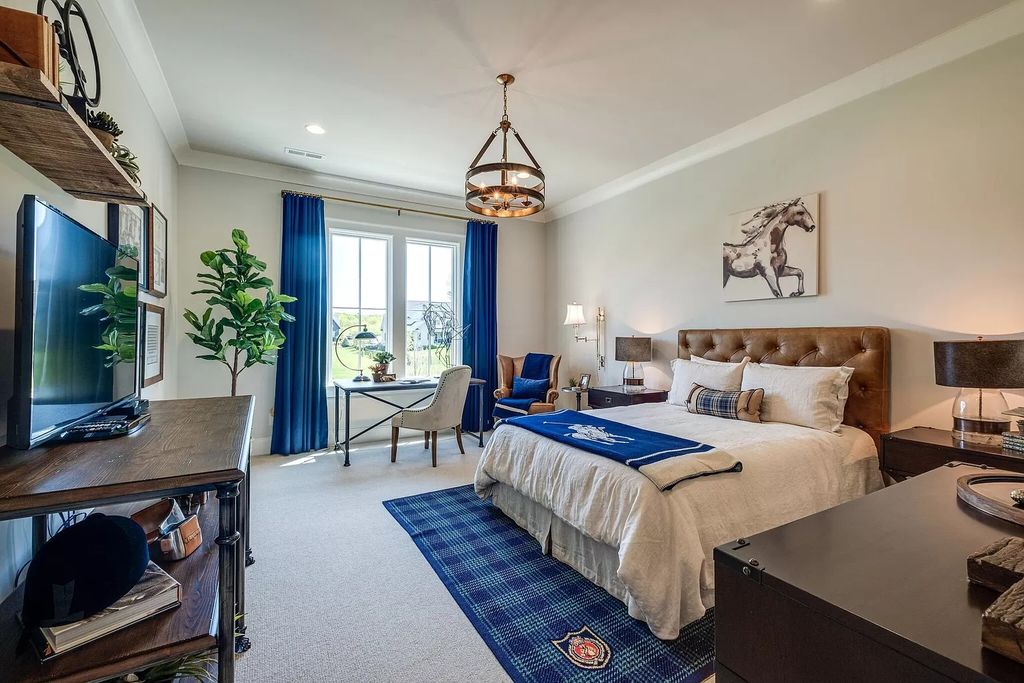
[615, 336, 652, 363]
[353, 329, 377, 341]
[934, 339, 1024, 388]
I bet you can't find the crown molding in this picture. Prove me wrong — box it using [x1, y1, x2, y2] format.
[546, 0, 1024, 222]
[107, 0, 1024, 225]
[179, 149, 549, 223]
[96, 0, 189, 160]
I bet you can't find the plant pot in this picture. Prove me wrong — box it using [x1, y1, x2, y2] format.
[371, 364, 390, 382]
[90, 128, 116, 152]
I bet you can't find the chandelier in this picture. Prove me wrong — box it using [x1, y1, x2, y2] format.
[465, 74, 545, 218]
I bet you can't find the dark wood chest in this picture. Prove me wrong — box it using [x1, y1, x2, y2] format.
[714, 463, 1024, 682]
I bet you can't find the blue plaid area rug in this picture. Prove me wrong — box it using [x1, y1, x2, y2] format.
[383, 485, 714, 683]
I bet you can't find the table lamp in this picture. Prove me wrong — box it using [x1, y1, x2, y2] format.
[616, 336, 652, 393]
[335, 324, 379, 382]
[934, 338, 1024, 444]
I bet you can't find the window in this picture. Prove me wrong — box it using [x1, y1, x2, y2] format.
[406, 241, 459, 377]
[330, 232, 389, 380]
[327, 226, 461, 383]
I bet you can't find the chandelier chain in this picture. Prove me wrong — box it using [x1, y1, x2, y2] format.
[465, 73, 545, 218]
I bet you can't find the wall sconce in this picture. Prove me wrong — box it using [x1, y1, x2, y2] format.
[564, 302, 605, 368]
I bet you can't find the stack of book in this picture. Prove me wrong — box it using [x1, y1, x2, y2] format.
[1004, 428, 1024, 454]
[28, 562, 181, 660]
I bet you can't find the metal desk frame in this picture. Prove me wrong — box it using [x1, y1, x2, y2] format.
[333, 378, 487, 467]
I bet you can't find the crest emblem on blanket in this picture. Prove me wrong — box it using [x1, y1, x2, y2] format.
[546, 421, 635, 445]
[551, 625, 612, 670]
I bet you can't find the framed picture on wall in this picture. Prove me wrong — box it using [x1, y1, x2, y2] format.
[722, 193, 819, 302]
[142, 302, 165, 388]
[147, 204, 168, 297]
[107, 203, 148, 289]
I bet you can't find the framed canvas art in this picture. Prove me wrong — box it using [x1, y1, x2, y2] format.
[148, 204, 168, 297]
[142, 302, 165, 388]
[722, 193, 819, 302]
[107, 203, 148, 289]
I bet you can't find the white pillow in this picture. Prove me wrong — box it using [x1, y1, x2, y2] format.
[741, 363, 854, 432]
[668, 357, 749, 408]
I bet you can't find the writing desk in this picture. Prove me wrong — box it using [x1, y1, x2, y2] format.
[333, 378, 487, 466]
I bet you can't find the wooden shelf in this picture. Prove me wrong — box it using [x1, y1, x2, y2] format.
[0, 504, 220, 683]
[0, 62, 146, 206]
[0, 397, 253, 682]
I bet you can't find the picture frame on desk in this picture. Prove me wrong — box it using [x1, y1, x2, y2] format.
[142, 303, 165, 388]
[147, 204, 168, 297]
[107, 203, 148, 289]
[579, 373, 591, 391]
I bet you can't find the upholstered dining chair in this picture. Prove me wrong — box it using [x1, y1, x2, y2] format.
[493, 354, 561, 417]
[391, 365, 471, 467]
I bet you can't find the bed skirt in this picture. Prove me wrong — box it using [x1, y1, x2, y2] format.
[492, 482, 642, 617]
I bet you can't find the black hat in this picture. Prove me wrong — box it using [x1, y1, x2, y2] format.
[21, 513, 149, 628]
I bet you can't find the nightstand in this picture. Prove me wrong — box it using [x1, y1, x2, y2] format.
[880, 426, 1024, 482]
[587, 385, 668, 409]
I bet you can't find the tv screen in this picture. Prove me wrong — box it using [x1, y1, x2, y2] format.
[7, 196, 139, 449]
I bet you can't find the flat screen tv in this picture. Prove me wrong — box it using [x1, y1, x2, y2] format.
[7, 196, 139, 449]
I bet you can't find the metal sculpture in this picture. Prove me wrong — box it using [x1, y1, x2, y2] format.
[37, 0, 101, 107]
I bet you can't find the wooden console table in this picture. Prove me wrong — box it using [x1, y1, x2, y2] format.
[0, 397, 254, 682]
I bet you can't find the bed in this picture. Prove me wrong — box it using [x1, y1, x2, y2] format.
[474, 326, 890, 639]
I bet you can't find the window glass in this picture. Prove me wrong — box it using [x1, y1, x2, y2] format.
[330, 234, 389, 380]
[406, 241, 458, 377]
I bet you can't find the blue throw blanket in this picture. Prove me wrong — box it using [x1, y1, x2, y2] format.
[521, 352, 552, 380]
[493, 353, 554, 421]
[503, 409, 742, 491]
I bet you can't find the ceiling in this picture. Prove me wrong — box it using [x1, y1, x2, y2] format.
[135, 0, 1011, 211]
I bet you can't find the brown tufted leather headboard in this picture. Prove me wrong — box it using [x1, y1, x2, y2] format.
[678, 327, 891, 450]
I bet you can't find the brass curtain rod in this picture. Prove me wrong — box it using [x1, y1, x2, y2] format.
[280, 190, 486, 223]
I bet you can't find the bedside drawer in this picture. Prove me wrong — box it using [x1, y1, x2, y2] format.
[588, 390, 632, 409]
[881, 440, 954, 477]
[881, 437, 1024, 478]
[587, 387, 668, 410]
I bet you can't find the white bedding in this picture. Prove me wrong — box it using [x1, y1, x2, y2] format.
[474, 402, 883, 639]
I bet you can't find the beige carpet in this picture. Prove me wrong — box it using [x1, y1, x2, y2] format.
[237, 435, 716, 682]
[237, 435, 510, 682]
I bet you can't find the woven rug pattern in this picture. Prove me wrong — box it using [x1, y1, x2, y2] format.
[384, 485, 714, 682]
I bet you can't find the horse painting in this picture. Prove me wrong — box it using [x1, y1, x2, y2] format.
[722, 194, 819, 301]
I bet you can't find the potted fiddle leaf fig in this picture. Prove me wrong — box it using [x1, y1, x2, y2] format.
[183, 229, 297, 396]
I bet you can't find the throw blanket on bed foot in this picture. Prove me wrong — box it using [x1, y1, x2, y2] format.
[503, 409, 742, 490]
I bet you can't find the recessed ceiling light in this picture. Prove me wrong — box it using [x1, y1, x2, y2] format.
[305, 123, 326, 135]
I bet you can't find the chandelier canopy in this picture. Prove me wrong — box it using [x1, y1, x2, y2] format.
[465, 74, 545, 218]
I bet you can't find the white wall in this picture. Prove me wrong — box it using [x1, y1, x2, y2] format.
[0, 0, 179, 597]
[545, 35, 1024, 426]
[176, 166, 548, 453]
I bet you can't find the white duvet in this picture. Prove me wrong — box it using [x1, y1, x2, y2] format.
[474, 402, 883, 639]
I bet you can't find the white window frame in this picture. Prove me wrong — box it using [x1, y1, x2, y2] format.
[404, 237, 462, 378]
[327, 228, 394, 384]
[325, 219, 463, 387]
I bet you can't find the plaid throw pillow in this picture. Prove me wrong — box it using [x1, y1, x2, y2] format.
[687, 383, 764, 423]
